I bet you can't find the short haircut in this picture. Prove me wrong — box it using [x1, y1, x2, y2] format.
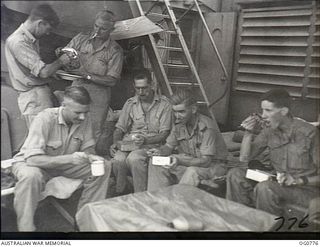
[29, 4, 60, 27]
[133, 68, 152, 84]
[64, 86, 91, 105]
[170, 88, 197, 107]
[261, 88, 291, 109]
[95, 10, 115, 23]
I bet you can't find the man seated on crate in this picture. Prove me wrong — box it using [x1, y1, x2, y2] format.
[110, 68, 173, 194]
[226, 88, 320, 216]
[12, 86, 111, 231]
[147, 88, 228, 191]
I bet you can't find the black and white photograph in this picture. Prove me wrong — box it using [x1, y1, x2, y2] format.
[1, 0, 319, 240]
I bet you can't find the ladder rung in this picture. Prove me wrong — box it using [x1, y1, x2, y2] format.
[146, 12, 170, 18]
[164, 30, 177, 35]
[197, 101, 207, 105]
[170, 82, 199, 87]
[157, 46, 183, 51]
[163, 64, 189, 69]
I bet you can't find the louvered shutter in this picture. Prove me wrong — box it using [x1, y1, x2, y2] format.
[233, 3, 320, 99]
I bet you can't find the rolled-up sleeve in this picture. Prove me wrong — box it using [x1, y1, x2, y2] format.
[159, 102, 172, 133]
[80, 117, 96, 151]
[200, 128, 216, 156]
[106, 48, 123, 79]
[115, 100, 133, 133]
[11, 41, 45, 77]
[21, 112, 50, 159]
[66, 33, 82, 51]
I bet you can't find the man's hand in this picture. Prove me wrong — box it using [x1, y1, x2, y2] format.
[58, 53, 71, 66]
[88, 154, 104, 163]
[241, 115, 258, 132]
[277, 172, 299, 186]
[132, 133, 145, 146]
[55, 47, 63, 57]
[71, 152, 90, 166]
[163, 156, 178, 169]
[173, 153, 192, 164]
[110, 143, 118, 158]
[146, 148, 161, 157]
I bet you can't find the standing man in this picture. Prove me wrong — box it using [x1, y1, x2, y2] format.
[147, 89, 228, 191]
[110, 69, 172, 194]
[65, 10, 123, 140]
[226, 89, 320, 216]
[5, 4, 72, 127]
[12, 86, 111, 231]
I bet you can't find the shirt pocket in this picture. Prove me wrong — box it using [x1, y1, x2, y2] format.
[149, 111, 161, 132]
[133, 115, 146, 130]
[288, 138, 311, 170]
[46, 140, 63, 156]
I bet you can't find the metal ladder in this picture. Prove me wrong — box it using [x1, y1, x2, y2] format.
[132, 0, 208, 104]
[131, 0, 228, 120]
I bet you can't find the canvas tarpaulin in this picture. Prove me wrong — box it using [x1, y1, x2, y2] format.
[76, 184, 277, 231]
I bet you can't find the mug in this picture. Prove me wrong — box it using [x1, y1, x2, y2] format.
[91, 160, 105, 176]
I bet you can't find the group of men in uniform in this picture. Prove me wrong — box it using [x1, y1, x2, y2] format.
[5, 4, 319, 232]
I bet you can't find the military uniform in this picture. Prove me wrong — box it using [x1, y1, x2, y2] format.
[5, 24, 53, 127]
[113, 94, 172, 193]
[66, 32, 123, 139]
[12, 107, 111, 231]
[148, 113, 228, 191]
[226, 118, 320, 216]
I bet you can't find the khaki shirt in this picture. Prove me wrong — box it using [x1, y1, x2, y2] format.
[5, 24, 49, 92]
[250, 118, 320, 177]
[116, 94, 172, 137]
[14, 107, 95, 161]
[67, 32, 123, 80]
[166, 113, 228, 161]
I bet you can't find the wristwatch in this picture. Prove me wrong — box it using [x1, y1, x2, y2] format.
[86, 74, 92, 80]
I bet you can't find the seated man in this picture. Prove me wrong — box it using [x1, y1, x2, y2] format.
[147, 88, 228, 191]
[110, 69, 172, 194]
[226, 88, 320, 216]
[12, 86, 111, 231]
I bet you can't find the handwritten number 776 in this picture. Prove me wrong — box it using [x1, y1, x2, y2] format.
[274, 215, 309, 231]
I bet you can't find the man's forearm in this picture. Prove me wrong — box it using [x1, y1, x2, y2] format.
[239, 131, 254, 162]
[159, 144, 173, 156]
[89, 74, 118, 87]
[39, 59, 63, 78]
[26, 154, 73, 169]
[176, 154, 212, 168]
[296, 175, 320, 186]
[113, 128, 124, 144]
[145, 131, 170, 145]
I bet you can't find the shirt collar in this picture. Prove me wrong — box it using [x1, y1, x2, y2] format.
[58, 107, 67, 126]
[132, 91, 159, 104]
[58, 107, 82, 134]
[88, 33, 112, 51]
[20, 24, 37, 43]
[178, 113, 200, 138]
